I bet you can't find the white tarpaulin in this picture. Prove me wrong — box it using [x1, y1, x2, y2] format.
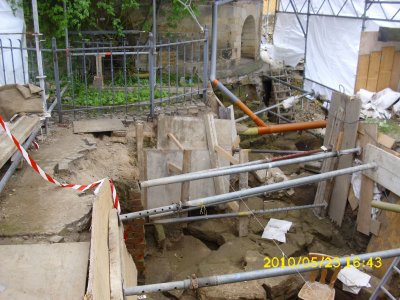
[268, 13, 306, 67]
[0, 0, 28, 85]
[305, 16, 363, 96]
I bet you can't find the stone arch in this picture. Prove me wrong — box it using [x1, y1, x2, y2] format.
[241, 15, 256, 59]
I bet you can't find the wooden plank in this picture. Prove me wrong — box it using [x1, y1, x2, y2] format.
[370, 219, 381, 236]
[389, 52, 400, 91]
[354, 55, 370, 93]
[157, 115, 234, 150]
[167, 133, 184, 151]
[364, 144, 400, 196]
[348, 187, 358, 211]
[367, 193, 400, 277]
[238, 150, 249, 237]
[86, 180, 113, 300]
[136, 122, 144, 181]
[377, 47, 396, 91]
[215, 145, 239, 165]
[180, 150, 192, 203]
[73, 118, 125, 134]
[356, 123, 378, 235]
[366, 51, 382, 92]
[314, 93, 345, 216]
[0, 115, 40, 169]
[328, 94, 361, 225]
[109, 209, 123, 300]
[0, 242, 89, 300]
[378, 132, 395, 149]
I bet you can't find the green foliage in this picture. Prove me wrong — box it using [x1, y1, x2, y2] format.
[7, 0, 202, 41]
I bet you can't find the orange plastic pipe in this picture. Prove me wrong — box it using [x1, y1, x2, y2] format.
[241, 120, 327, 135]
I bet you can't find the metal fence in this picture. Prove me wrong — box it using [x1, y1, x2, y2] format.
[0, 29, 209, 122]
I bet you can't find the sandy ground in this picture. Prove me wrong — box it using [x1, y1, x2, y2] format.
[0, 119, 137, 244]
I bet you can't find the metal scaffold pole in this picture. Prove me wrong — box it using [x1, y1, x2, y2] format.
[120, 162, 375, 221]
[124, 248, 400, 295]
[31, 0, 47, 114]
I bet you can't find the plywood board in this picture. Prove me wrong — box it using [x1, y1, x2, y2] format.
[156, 115, 234, 150]
[109, 209, 123, 300]
[366, 51, 382, 92]
[145, 149, 229, 209]
[390, 51, 400, 91]
[367, 193, 400, 278]
[73, 118, 126, 133]
[328, 94, 361, 225]
[0, 115, 40, 169]
[86, 180, 113, 300]
[0, 242, 89, 300]
[377, 47, 396, 91]
[354, 55, 370, 93]
[364, 144, 400, 196]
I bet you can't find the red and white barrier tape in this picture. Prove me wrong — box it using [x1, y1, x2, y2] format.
[0, 115, 120, 213]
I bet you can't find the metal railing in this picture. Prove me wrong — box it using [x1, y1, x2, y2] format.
[0, 30, 209, 122]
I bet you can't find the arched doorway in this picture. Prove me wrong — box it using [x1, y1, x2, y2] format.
[241, 16, 256, 59]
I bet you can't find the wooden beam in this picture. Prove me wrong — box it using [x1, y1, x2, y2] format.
[364, 144, 400, 196]
[215, 145, 239, 165]
[328, 94, 361, 225]
[356, 123, 377, 235]
[238, 150, 249, 237]
[0, 115, 41, 169]
[167, 133, 184, 151]
[366, 51, 382, 92]
[167, 162, 182, 175]
[377, 47, 396, 91]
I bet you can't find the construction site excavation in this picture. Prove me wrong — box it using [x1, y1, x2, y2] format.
[1, 0, 400, 299]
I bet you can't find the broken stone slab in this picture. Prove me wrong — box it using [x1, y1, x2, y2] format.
[110, 136, 127, 144]
[197, 263, 267, 300]
[82, 137, 97, 146]
[111, 130, 127, 137]
[48, 235, 64, 243]
[54, 160, 70, 175]
[78, 144, 97, 154]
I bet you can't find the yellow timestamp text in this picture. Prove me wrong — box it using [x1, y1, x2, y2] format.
[263, 256, 382, 269]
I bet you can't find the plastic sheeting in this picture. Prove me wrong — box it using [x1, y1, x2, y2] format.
[271, 0, 400, 99]
[305, 16, 363, 96]
[0, 0, 28, 85]
[268, 13, 306, 67]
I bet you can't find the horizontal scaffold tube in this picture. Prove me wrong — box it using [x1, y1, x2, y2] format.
[152, 204, 326, 224]
[124, 248, 400, 295]
[241, 120, 327, 136]
[140, 148, 360, 188]
[120, 162, 375, 221]
[371, 200, 400, 213]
